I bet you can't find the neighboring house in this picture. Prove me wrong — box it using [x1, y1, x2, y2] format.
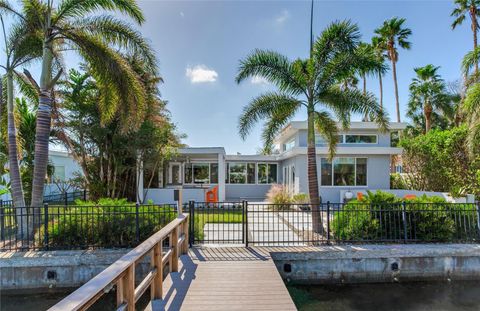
[0, 149, 82, 201]
[143, 121, 407, 203]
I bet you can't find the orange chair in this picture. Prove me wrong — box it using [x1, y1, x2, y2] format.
[357, 192, 364, 201]
[404, 194, 417, 200]
[206, 186, 219, 203]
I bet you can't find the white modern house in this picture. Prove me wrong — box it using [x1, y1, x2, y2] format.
[143, 121, 408, 203]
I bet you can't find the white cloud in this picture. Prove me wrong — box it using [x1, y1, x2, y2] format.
[185, 65, 218, 83]
[275, 9, 290, 24]
[251, 76, 269, 85]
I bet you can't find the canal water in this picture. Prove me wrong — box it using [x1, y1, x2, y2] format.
[288, 281, 480, 311]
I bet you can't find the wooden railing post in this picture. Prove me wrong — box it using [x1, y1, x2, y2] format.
[124, 266, 135, 311]
[171, 227, 179, 272]
[151, 242, 163, 299]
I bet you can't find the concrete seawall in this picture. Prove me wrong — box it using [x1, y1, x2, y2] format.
[1, 244, 480, 291]
[270, 244, 480, 284]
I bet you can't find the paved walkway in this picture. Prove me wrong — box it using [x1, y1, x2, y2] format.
[146, 247, 297, 311]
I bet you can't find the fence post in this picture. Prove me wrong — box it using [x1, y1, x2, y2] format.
[83, 189, 87, 201]
[326, 201, 331, 244]
[135, 203, 140, 243]
[64, 192, 68, 207]
[244, 201, 249, 248]
[189, 201, 194, 247]
[0, 200, 4, 241]
[44, 203, 49, 250]
[402, 201, 408, 243]
[476, 201, 480, 239]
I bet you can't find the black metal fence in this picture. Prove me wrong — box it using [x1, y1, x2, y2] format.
[0, 190, 88, 208]
[0, 203, 177, 251]
[188, 201, 480, 246]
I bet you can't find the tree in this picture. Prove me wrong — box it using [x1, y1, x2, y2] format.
[235, 20, 388, 232]
[462, 47, 480, 154]
[374, 17, 412, 122]
[0, 0, 156, 209]
[0, 16, 41, 213]
[407, 64, 452, 133]
[452, 0, 480, 74]
[371, 36, 389, 109]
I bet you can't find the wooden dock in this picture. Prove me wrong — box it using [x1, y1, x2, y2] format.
[147, 247, 297, 311]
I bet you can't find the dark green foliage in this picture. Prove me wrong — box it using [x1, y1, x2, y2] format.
[331, 191, 478, 242]
[46, 198, 177, 248]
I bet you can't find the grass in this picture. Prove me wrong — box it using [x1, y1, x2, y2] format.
[192, 209, 244, 241]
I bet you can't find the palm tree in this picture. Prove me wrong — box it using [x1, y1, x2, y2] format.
[0, 0, 156, 209]
[371, 36, 389, 109]
[374, 17, 412, 122]
[0, 15, 42, 236]
[407, 64, 451, 133]
[461, 47, 480, 154]
[452, 0, 480, 74]
[236, 20, 388, 232]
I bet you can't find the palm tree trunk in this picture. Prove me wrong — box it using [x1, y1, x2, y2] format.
[30, 44, 54, 213]
[471, 9, 478, 74]
[378, 72, 383, 109]
[392, 60, 401, 122]
[7, 71, 28, 238]
[424, 103, 432, 133]
[307, 109, 322, 234]
[362, 75, 369, 121]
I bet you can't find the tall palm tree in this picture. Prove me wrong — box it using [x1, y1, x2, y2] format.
[0, 16, 42, 236]
[407, 64, 451, 133]
[461, 47, 480, 154]
[375, 17, 412, 122]
[0, 0, 156, 209]
[452, 0, 480, 74]
[371, 36, 389, 109]
[236, 20, 388, 232]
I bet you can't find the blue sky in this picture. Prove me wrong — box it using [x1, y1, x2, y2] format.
[6, 0, 471, 154]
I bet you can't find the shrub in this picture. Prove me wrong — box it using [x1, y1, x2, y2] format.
[292, 193, 309, 204]
[46, 198, 177, 248]
[266, 184, 292, 205]
[331, 191, 467, 242]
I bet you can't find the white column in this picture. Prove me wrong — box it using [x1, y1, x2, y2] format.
[217, 153, 226, 201]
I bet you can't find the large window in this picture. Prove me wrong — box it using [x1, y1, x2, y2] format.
[315, 135, 344, 146]
[184, 163, 218, 184]
[345, 134, 377, 144]
[258, 163, 277, 184]
[226, 162, 277, 184]
[283, 138, 295, 151]
[320, 158, 367, 186]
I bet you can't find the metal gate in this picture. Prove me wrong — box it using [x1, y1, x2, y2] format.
[188, 201, 246, 245]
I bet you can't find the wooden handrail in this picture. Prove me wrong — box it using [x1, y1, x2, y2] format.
[49, 214, 189, 311]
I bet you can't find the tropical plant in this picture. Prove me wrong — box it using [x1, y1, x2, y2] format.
[0, 0, 156, 210]
[407, 64, 453, 133]
[266, 184, 292, 205]
[371, 36, 389, 109]
[451, 0, 480, 73]
[461, 47, 480, 154]
[235, 20, 388, 232]
[374, 17, 412, 122]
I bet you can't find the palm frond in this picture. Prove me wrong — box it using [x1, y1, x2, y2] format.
[236, 49, 305, 96]
[320, 86, 389, 132]
[54, 0, 144, 24]
[238, 92, 301, 140]
[69, 15, 157, 73]
[314, 110, 339, 161]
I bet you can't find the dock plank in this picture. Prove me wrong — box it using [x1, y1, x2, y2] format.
[146, 247, 297, 311]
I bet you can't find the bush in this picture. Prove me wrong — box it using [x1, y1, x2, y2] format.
[266, 184, 292, 205]
[331, 191, 467, 242]
[292, 193, 309, 204]
[46, 198, 177, 248]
